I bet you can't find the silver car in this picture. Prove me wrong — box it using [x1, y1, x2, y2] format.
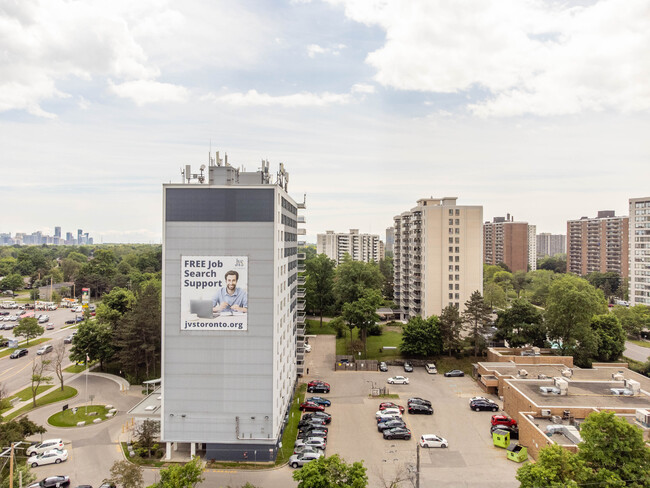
[289, 451, 323, 468]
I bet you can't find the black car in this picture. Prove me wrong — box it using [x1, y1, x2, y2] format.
[379, 361, 388, 372]
[306, 396, 331, 407]
[444, 369, 465, 377]
[470, 399, 499, 412]
[403, 361, 413, 372]
[490, 424, 519, 440]
[10, 348, 28, 359]
[298, 419, 327, 430]
[297, 428, 327, 439]
[408, 403, 433, 415]
[29, 476, 71, 488]
[377, 419, 406, 432]
[307, 384, 330, 394]
[407, 397, 431, 407]
[302, 412, 332, 424]
[299, 424, 328, 435]
[383, 427, 412, 440]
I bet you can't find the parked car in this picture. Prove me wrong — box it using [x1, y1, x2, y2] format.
[469, 396, 489, 405]
[298, 419, 328, 430]
[377, 419, 407, 432]
[297, 428, 327, 439]
[444, 369, 465, 377]
[387, 376, 409, 385]
[375, 412, 402, 423]
[306, 396, 331, 407]
[37, 344, 53, 355]
[301, 411, 331, 424]
[407, 397, 432, 407]
[293, 445, 322, 456]
[28, 476, 70, 488]
[308, 380, 330, 388]
[63, 335, 74, 344]
[425, 363, 438, 374]
[294, 437, 326, 450]
[46, 323, 55, 330]
[470, 399, 499, 412]
[383, 427, 412, 440]
[379, 402, 405, 413]
[10, 348, 28, 359]
[379, 361, 388, 372]
[299, 401, 325, 412]
[491, 415, 517, 427]
[28, 449, 68, 467]
[408, 403, 433, 415]
[307, 382, 330, 394]
[490, 424, 519, 440]
[289, 451, 323, 468]
[419, 434, 448, 448]
[376, 408, 402, 419]
[299, 423, 328, 434]
[403, 361, 413, 372]
[26, 439, 64, 456]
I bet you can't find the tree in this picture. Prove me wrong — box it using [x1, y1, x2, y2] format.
[341, 289, 383, 355]
[494, 299, 545, 348]
[591, 314, 626, 361]
[537, 253, 567, 273]
[545, 275, 607, 357]
[109, 460, 144, 488]
[586, 271, 621, 298]
[30, 357, 52, 407]
[69, 321, 114, 370]
[292, 454, 368, 488]
[0, 464, 37, 488]
[511, 270, 531, 299]
[305, 254, 336, 326]
[516, 443, 590, 488]
[492, 270, 513, 293]
[96, 286, 136, 329]
[0, 273, 23, 292]
[148, 456, 204, 488]
[135, 419, 160, 458]
[328, 316, 348, 339]
[483, 282, 506, 309]
[483, 264, 503, 284]
[14, 317, 44, 345]
[52, 339, 67, 391]
[378, 256, 394, 300]
[61, 258, 82, 282]
[400, 316, 442, 357]
[612, 304, 650, 338]
[438, 305, 463, 356]
[528, 269, 557, 306]
[462, 291, 492, 356]
[333, 257, 384, 307]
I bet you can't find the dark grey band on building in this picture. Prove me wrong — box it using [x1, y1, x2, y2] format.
[166, 188, 274, 222]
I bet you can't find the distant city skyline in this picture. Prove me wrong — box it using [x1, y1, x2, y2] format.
[0, 228, 94, 246]
[1, 1, 647, 243]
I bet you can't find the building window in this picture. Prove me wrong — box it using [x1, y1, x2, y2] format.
[449, 274, 453, 280]
[449, 219, 454, 225]
[449, 256, 453, 262]
[449, 209, 454, 215]
[449, 265, 453, 271]
[449, 246, 453, 252]
[455, 265, 460, 271]
[455, 284, 459, 290]
[455, 274, 460, 280]
[449, 237, 454, 243]
[455, 228, 460, 234]
[455, 247, 460, 252]
[449, 293, 454, 299]
[455, 219, 460, 225]
[449, 284, 453, 290]
[455, 293, 459, 299]
[455, 209, 460, 216]
[455, 238, 460, 244]
[449, 228, 453, 234]
[455, 256, 460, 262]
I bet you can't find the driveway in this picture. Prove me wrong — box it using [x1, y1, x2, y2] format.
[624, 341, 650, 363]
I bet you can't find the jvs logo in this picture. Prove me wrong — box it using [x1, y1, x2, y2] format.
[235, 258, 244, 267]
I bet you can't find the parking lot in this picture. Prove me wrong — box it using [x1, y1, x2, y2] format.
[305, 336, 521, 488]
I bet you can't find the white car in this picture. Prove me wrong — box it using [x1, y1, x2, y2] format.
[28, 449, 68, 467]
[294, 437, 326, 450]
[375, 408, 402, 419]
[376, 412, 402, 423]
[289, 451, 323, 468]
[469, 396, 489, 405]
[36, 344, 53, 355]
[26, 439, 64, 456]
[304, 344, 312, 353]
[419, 434, 448, 448]
[387, 376, 409, 385]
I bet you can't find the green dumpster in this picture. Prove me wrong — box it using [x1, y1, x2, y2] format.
[506, 442, 528, 462]
[492, 429, 510, 448]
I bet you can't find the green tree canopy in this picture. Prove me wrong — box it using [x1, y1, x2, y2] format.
[0, 273, 23, 292]
[148, 456, 204, 488]
[341, 289, 383, 354]
[537, 254, 567, 273]
[400, 315, 443, 357]
[516, 443, 590, 488]
[611, 304, 650, 338]
[511, 270, 531, 299]
[462, 291, 492, 356]
[590, 314, 626, 362]
[483, 282, 507, 309]
[292, 454, 368, 488]
[69, 320, 115, 369]
[439, 305, 463, 356]
[14, 317, 44, 345]
[495, 299, 545, 348]
[378, 256, 393, 300]
[333, 257, 384, 307]
[305, 254, 336, 326]
[527, 269, 557, 306]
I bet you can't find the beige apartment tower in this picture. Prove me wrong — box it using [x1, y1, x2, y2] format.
[316, 229, 384, 265]
[394, 197, 483, 319]
[567, 211, 629, 278]
[629, 197, 650, 306]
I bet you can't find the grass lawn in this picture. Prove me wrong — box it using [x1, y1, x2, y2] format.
[336, 328, 403, 360]
[11, 385, 51, 402]
[64, 362, 96, 373]
[275, 383, 307, 466]
[305, 319, 337, 335]
[3, 386, 77, 421]
[49, 405, 109, 427]
[0, 338, 51, 358]
[628, 339, 650, 349]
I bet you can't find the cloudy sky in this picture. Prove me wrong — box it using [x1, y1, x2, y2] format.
[1, 0, 648, 243]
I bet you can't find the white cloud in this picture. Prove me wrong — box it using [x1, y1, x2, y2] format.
[351, 83, 375, 94]
[325, 0, 650, 116]
[307, 43, 346, 57]
[204, 89, 356, 107]
[109, 80, 189, 105]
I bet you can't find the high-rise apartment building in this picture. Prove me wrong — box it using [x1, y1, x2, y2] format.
[393, 197, 482, 319]
[483, 215, 535, 272]
[629, 197, 650, 306]
[528, 225, 537, 271]
[316, 229, 384, 265]
[567, 211, 629, 278]
[536, 233, 566, 258]
[161, 156, 305, 462]
[385, 227, 394, 254]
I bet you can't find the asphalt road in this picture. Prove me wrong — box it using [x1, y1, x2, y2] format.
[624, 341, 650, 363]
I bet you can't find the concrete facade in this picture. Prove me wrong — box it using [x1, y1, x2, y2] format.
[629, 197, 650, 306]
[316, 229, 384, 265]
[536, 232, 566, 258]
[161, 158, 305, 462]
[393, 197, 483, 319]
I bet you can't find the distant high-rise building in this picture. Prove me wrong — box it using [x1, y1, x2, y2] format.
[77, 229, 83, 245]
[394, 197, 483, 319]
[54, 226, 61, 238]
[316, 229, 384, 265]
[385, 227, 394, 254]
[536, 233, 566, 258]
[567, 211, 628, 278]
[629, 197, 650, 306]
[66, 232, 74, 244]
[528, 225, 537, 271]
[483, 215, 535, 272]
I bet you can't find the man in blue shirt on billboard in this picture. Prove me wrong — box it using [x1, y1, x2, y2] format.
[212, 270, 248, 313]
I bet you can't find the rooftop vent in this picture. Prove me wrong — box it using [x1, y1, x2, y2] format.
[625, 379, 640, 394]
[518, 369, 528, 377]
[561, 369, 573, 378]
[612, 373, 624, 381]
[538, 373, 547, 380]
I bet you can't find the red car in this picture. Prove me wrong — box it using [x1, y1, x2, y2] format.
[308, 380, 330, 388]
[300, 402, 325, 412]
[379, 402, 405, 414]
[491, 415, 517, 427]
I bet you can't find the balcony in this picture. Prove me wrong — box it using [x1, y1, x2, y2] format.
[297, 326, 305, 336]
[298, 216, 306, 224]
[297, 276, 306, 285]
[298, 240, 306, 246]
[297, 228, 306, 235]
[298, 264, 306, 273]
[297, 300, 306, 311]
[297, 252, 306, 260]
[297, 289, 306, 298]
[297, 312, 306, 325]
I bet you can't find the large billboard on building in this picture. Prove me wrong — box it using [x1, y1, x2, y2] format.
[180, 256, 248, 331]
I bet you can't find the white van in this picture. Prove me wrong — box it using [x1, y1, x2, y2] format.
[425, 363, 437, 374]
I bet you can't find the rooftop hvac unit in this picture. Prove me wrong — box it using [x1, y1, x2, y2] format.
[564, 426, 583, 444]
[538, 373, 547, 379]
[518, 369, 528, 377]
[551, 415, 563, 424]
[540, 409, 551, 417]
[612, 373, 624, 381]
[625, 379, 641, 394]
[532, 347, 541, 355]
[554, 377, 569, 394]
[610, 388, 633, 396]
[546, 424, 564, 435]
[561, 369, 573, 378]
[635, 409, 650, 426]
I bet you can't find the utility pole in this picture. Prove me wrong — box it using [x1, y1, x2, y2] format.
[9, 442, 15, 488]
[415, 442, 420, 488]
